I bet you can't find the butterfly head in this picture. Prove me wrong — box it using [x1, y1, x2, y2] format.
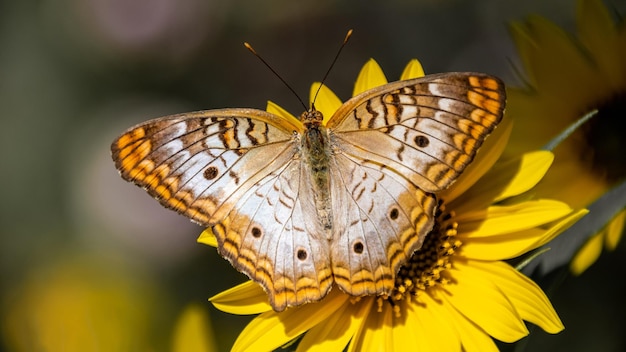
[301, 107, 324, 128]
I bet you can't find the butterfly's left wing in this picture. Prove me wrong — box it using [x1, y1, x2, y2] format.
[112, 109, 333, 311]
[327, 72, 505, 296]
[111, 109, 302, 225]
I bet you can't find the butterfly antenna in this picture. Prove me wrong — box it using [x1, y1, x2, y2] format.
[244, 42, 308, 111]
[311, 29, 353, 109]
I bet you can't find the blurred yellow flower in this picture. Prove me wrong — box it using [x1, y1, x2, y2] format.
[172, 303, 218, 352]
[199, 59, 585, 351]
[2, 253, 160, 352]
[506, 0, 626, 274]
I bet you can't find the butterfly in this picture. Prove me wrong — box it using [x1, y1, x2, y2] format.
[111, 72, 505, 311]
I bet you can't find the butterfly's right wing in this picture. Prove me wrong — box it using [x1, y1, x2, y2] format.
[326, 73, 504, 297]
[111, 108, 332, 311]
[327, 73, 505, 193]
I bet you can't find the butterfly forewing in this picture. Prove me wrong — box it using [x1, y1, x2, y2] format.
[328, 72, 505, 193]
[112, 109, 299, 224]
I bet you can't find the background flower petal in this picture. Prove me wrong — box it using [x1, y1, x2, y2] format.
[577, 0, 624, 88]
[513, 16, 605, 103]
[171, 304, 217, 352]
[604, 209, 626, 250]
[570, 231, 604, 275]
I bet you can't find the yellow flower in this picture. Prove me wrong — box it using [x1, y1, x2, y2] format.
[200, 59, 585, 351]
[171, 303, 218, 352]
[506, 0, 626, 275]
[2, 254, 159, 352]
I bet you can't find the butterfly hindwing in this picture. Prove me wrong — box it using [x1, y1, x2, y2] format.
[329, 152, 437, 296]
[211, 157, 333, 311]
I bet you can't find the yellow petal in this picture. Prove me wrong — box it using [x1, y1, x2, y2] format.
[531, 151, 608, 208]
[400, 59, 425, 80]
[518, 16, 605, 104]
[509, 21, 539, 86]
[231, 289, 349, 352]
[461, 208, 589, 260]
[266, 100, 301, 127]
[309, 83, 342, 125]
[197, 229, 217, 247]
[442, 115, 513, 203]
[209, 281, 272, 315]
[457, 200, 572, 238]
[5, 258, 156, 351]
[298, 297, 372, 352]
[171, 304, 217, 352]
[392, 302, 421, 351]
[532, 208, 589, 248]
[570, 231, 604, 275]
[409, 294, 461, 351]
[349, 300, 393, 352]
[604, 208, 626, 250]
[491, 151, 553, 202]
[464, 260, 563, 334]
[371, 304, 394, 352]
[352, 58, 388, 96]
[577, 0, 624, 88]
[442, 299, 499, 352]
[445, 264, 529, 343]
[455, 151, 554, 213]
[461, 229, 549, 261]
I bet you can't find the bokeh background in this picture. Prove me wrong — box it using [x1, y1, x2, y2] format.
[1, 0, 625, 351]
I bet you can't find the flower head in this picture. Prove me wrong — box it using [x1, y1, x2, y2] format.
[201, 59, 583, 351]
[506, 0, 626, 274]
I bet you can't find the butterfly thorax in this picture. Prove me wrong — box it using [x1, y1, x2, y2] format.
[301, 110, 333, 234]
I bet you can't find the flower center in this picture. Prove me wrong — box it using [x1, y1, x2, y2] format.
[580, 92, 626, 185]
[375, 202, 461, 317]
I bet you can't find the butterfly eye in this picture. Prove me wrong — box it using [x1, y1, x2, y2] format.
[414, 135, 429, 148]
[204, 166, 219, 180]
[297, 249, 308, 260]
[251, 226, 262, 238]
[353, 241, 364, 254]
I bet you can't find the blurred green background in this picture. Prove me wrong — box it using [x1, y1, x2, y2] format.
[1, 0, 625, 351]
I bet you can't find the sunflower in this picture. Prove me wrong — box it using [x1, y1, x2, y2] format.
[199, 59, 585, 351]
[506, 0, 626, 275]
